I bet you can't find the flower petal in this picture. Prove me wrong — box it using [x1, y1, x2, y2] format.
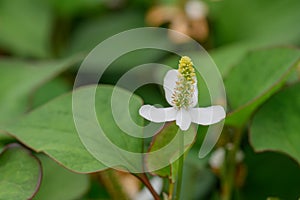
[163, 69, 178, 107]
[176, 109, 192, 131]
[190, 80, 198, 107]
[139, 105, 177, 122]
[190, 105, 225, 125]
[163, 69, 198, 108]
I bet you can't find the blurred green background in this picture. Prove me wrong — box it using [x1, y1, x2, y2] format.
[0, 0, 300, 199]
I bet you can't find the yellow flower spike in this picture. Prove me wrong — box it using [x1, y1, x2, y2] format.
[172, 56, 197, 109]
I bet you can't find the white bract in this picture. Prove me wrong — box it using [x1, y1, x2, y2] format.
[139, 56, 225, 131]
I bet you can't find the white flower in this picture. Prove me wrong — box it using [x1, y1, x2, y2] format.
[139, 56, 226, 131]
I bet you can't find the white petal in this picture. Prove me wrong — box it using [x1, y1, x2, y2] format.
[163, 69, 178, 107]
[190, 105, 225, 125]
[163, 69, 198, 108]
[190, 80, 198, 107]
[176, 109, 192, 131]
[139, 105, 177, 122]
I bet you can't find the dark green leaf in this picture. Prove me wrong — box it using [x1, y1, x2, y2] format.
[250, 83, 300, 164]
[241, 147, 300, 199]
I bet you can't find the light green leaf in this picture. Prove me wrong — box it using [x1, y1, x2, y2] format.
[147, 122, 197, 182]
[225, 47, 300, 127]
[250, 83, 300, 164]
[33, 154, 89, 200]
[0, 55, 82, 126]
[0, 144, 42, 200]
[209, 41, 263, 78]
[4, 85, 143, 173]
[0, 0, 52, 57]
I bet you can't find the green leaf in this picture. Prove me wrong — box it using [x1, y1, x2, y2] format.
[241, 147, 300, 199]
[147, 122, 197, 182]
[0, 0, 52, 57]
[209, 41, 263, 78]
[31, 77, 71, 109]
[0, 55, 82, 126]
[4, 85, 143, 173]
[0, 144, 42, 200]
[250, 83, 300, 164]
[225, 47, 300, 127]
[33, 154, 89, 200]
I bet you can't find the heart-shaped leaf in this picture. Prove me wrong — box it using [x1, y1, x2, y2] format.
[0, 144, 42, 200]
[225, 47, 300, 127]
[4, 85, 143, 173]
[249, 83, 300, 164]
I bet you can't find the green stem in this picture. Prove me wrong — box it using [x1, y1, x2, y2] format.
[221, 128, 243, 200]
[168, 181, 174, 200]
[174, 131, 184, 200]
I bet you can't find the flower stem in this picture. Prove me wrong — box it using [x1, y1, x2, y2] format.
[174, 131, 184, 200]
[221, 128, 243, 200]
[168, 181, 174, 200]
